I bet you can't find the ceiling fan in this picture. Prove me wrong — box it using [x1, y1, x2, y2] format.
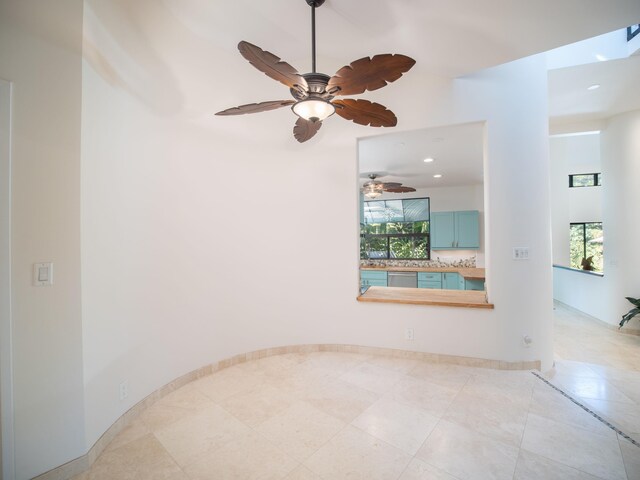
[361, 174, 416, 199]
[216, 0, 416, 143]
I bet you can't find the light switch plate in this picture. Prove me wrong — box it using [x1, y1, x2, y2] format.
[513, 247, 529, 260]
[33, 262, 53, 286]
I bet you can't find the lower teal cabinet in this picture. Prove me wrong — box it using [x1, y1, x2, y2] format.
[360, 270, 387, 288]
[443, 272, 460, 290]
[465, 278, 485, 291]
[418, 272, 442, 289]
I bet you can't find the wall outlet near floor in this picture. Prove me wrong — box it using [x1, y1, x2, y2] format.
[405, 328, 414, 341]
[119, 380, 129, 401]
[522, 335, 533, 348]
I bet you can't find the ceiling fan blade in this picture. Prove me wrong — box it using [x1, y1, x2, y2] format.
[215, 100, 295, 116]
[384, 186, 416, 193]
[381, 182, 402, 188]
[333, 99, 397, 127]
[238, 41, 308, 91]
[327, 54, 416, 96]
[293, 117, 322, 143]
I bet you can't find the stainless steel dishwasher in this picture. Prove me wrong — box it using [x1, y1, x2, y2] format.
[387, 271, 418, 288]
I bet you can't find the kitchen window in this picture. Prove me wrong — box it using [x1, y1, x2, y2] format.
[361, 198, 430, 259]
[570, 222, 603, 271]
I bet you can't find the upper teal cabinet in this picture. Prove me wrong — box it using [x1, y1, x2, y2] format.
[431, 211, 480, 249]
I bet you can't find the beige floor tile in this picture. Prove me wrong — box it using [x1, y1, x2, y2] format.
[218, 383, 297, 427]
[182, 430, 298, 480]
[86, 434, 186, 480]
[546, 360, 602, 379]
[339, 363, 407, 394]
[304, 425, 412, 480]
[352, 397, 439, 455]
[529, 385, 616, 438]
[408, 362, 473, 389]
[192, 365, 264, 403]
[398, 458, 458, 480]
[609, 377, 640, 405]
[521, 413, 627, 480]
[139, 383, 216, 431]
[298, 351, 370, 375]
[416, 419, 519, 480]
[514, 449, 603, 479]
[283, 465, 321, 480]
[442, 390, 529, 447]
[299, 376, 380, 423]
[619, 435, 640, 480]
[255, 401, 346, 462]
[365, 356, 422, 374]
[104, 419, 150, 452]
[236, 355, 300, 379]
[154, 404, 251, 467]
[387, 376, 460, 418]
[583, 398, 640, 434]
[548, 373, 636, 404]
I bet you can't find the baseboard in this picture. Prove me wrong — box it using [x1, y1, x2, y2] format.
[32, 344, 540, 480]
[554, 300, 640, 336]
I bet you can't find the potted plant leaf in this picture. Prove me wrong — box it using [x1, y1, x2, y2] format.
[619, 297, 640, 329]
[581, 256, 595, 271]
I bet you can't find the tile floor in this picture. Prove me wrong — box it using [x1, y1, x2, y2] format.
[74, 303, 640, 480]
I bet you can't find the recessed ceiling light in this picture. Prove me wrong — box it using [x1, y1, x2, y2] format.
[423, 157, 434, 163]
[433, 174, 442, 178]
[587, 84, 601, 91]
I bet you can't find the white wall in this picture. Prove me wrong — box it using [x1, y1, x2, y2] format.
[553, 109, 640, 327]
[0, 1, 86, 478]
[81, 0, 553, 453]
[549, 133, 602, 266]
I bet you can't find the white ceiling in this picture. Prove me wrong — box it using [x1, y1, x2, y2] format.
[83, 0, 640, 147]
[549, 54, 640, 126]
[358, 122, 484, 189]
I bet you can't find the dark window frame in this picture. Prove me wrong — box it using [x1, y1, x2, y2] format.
[570, 221, 603, 269]
[569, 173, 601, 188]
[361, 196, 431, 260]
[628, 24, 640, 42]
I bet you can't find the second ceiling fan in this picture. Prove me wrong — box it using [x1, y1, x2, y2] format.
[216, 0, 416, 143]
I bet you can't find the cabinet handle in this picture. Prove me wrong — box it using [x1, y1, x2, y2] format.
[451, 241, 454, 247]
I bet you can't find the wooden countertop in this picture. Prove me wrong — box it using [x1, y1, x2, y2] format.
[361, 266, 486, 280]
[357, 286, 493, 309]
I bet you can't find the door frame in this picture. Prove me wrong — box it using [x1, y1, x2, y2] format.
[0, 78, 16, 480]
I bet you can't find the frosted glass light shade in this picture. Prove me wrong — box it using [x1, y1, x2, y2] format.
[292, 99, 335, 122]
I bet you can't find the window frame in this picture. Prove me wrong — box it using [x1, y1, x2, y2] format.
[569, 221, 603, 271]
[628, 24, 640, 42]
[361, 197, 431, 260]
[568, 173, 601, 188]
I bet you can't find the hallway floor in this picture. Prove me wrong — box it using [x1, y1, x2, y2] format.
[74, 305, 640, 480]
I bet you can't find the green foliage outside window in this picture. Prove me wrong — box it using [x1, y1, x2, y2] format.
[361, 221, 430, 259]
[570, 222, 603, 272]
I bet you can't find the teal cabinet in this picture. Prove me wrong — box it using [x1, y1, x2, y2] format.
[418, 272, 442, 289]
[443, 272, 460, 290]
[431, 211, 479, 249]
[455, 211, 480, 248]
[465, 278, 485, 291]
[431, 212, 456, 249]
[360, 270, 387, 288]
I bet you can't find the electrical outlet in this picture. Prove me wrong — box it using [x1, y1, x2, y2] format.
[119, 381, 129, 401]
[405, 328, 414, 341]
[522, 335, 533, 348]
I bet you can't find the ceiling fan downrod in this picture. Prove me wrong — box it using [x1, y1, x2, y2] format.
[306, 0, 325, 73]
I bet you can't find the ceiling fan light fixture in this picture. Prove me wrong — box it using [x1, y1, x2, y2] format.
[292, 98, 335, 122]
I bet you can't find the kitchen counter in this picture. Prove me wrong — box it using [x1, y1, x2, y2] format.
[360, 266, 486, 280]
[357, 286, 493, 309]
